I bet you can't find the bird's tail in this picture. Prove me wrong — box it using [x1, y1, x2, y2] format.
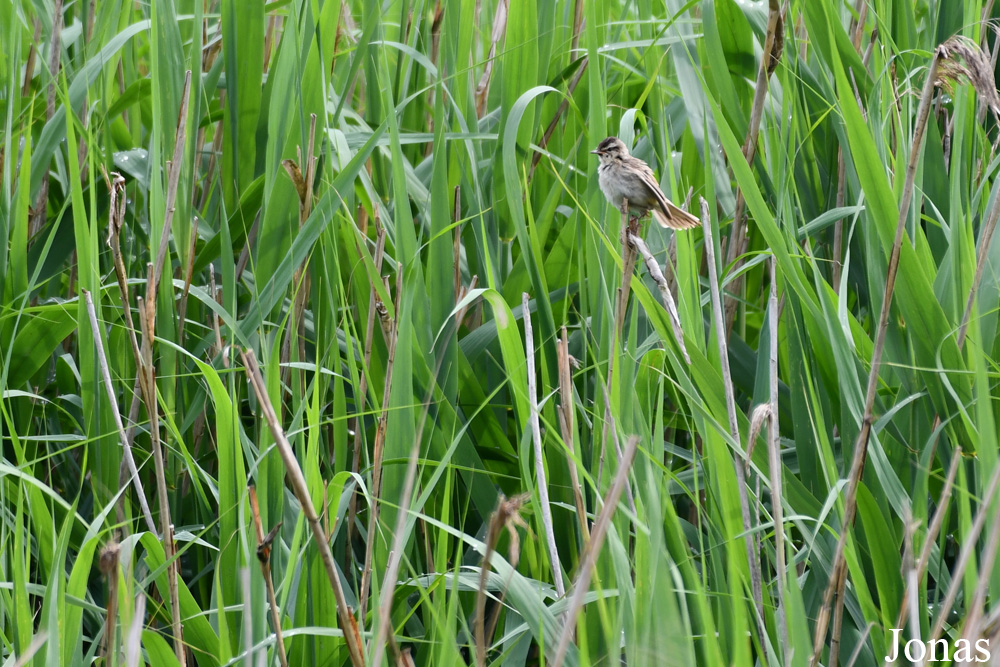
[652, 201, 700, 230]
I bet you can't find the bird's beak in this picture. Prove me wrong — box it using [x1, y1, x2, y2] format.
[590, 149, 601, 155]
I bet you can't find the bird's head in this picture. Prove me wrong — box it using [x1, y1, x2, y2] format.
[590, 136, 629, 163]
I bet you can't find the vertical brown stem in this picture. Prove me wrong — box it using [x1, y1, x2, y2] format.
[137, 280, 186, 667]
[812, 49, 941, 667]
[557, 327, 589, 541]
[552, 437, 639, 667]
[723, 0, 783, 337]
[598, 200, 637, 487]
[348, 211, 387, 555]
[249, 486, 289, 667]
[241, 350, 366, 667]
[359, 266, 404, 623]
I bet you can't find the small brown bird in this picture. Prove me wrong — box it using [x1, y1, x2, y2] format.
[592, 137, 700, 230]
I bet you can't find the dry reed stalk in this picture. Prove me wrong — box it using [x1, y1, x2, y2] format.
[359, 266, 404, 623]
[812, 49, 942, 667]
[241, 349, 366, 667]
[475, 0, 509, 118]
[722, 0, 783, 337]
[348, 211, 388, 552]
[701, 197, 767, 644]
[552, 436, 639, 667]
[137, 273, 186, 667]
[99, 541, 121, 664]
[767, 256, 788, 664]
[248, 486, 289, 667]
[557, 327, 589, 541]
[626, 232, 690, 364]
[82, 290, 156, 534]
[597, 200, 638, 488]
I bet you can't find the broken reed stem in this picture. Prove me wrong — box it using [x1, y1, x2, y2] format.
[373, 304, 470, 663]
[98, 541, 121, 665]
[208, 265, 226, 365]
[281, 114, 318, 389]
[812, 50, 941, 667]
[767, 256, 788, 664]
[82, 290, 156, 533]
[626, 232, 691, 364]
[359, 265, 404, 624]
[348, 211, 387, 552]
[902, 506, 921, 649]
[925, 462, 1000, 653]
[102, 169, 147, 527]
[103, 170, 142, 366]
[832, 153, 846, 292]
[248, 486, 289, 667]
[117, 70, 192, 486]
[177, 216, 199, 346]
[723, 0, 783, 337]
[700, 198, 766, 639]
[894, 447, 961, 629]
[137, 273, 186, 667]
[474, 0, 509, 118]
[475, 494, 529, 667]
[164, 524, 185, 667]
[240, 349, 366, 667]
[957, 184, 1000, 348]
[557, 327, 589, 541]
[958, 491, 1000, 650]
[598, 199, 637, 488]
[523, 292, 566, 599]
[151, 71, 191, 298]
[369, 430, 422, 667]
[552, 436, 639, 667]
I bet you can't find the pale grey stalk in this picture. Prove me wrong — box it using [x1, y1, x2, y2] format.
[700, 198, 766, 632]
[82, 290, 156, 534]
[523, 292, 566, 598]
[552, 436, 639, 667]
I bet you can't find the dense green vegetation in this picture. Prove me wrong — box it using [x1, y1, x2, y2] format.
[2, 0, 1000, 665]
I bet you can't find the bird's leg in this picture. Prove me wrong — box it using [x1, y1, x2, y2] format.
[628, 213, 641, 235]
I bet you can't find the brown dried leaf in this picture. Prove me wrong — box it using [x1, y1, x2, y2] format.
[281, 158, 308, 204]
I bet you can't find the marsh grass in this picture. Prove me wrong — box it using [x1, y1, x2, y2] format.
[2, 1, 1000, 666]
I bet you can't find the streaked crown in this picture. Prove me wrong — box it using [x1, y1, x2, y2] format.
[596, 136, 628, 155]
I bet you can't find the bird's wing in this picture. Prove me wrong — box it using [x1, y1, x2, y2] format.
[659, 201, 700, 230]
[635, 162, 700, 230]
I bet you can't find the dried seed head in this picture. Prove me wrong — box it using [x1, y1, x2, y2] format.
[936, 36, 1000, 121]
[281, 158, 308, 205]
[256, 521, 283, 564]
[767, 13, 784, 78]
[99, 540, 121, 576]
[745, 403, 774, 472]
[106, 171, 127, 247]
